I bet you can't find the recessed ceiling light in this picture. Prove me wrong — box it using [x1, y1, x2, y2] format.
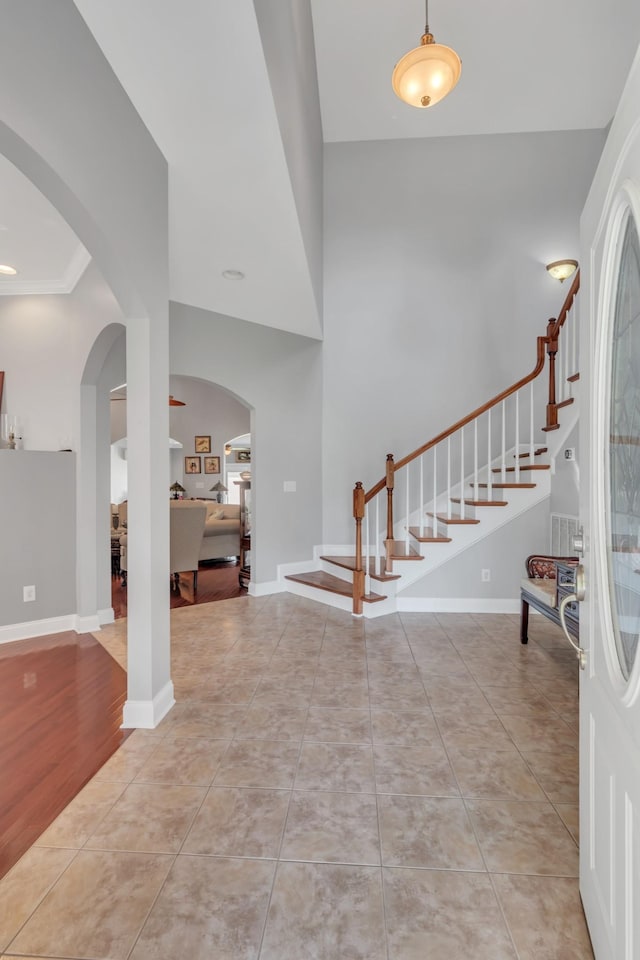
[0, 264, 17, 276]
[222, 269, 245, 280]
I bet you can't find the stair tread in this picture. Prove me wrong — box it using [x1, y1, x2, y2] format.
[407, 526, 452, 543]
[321, 556, 401, 582]
[387, 541, 424, 560]
[450, 498, 508, 507]
[515, 447, 547, 459]
[542, 424, 560, 432]
[567, 373, 580, 383]
[491, 464, 550, 473]
[475, 482, 537, 489]
[426, 512, 480, 525]
[285, 571, 386, 603]
[557, 397, 574, 409]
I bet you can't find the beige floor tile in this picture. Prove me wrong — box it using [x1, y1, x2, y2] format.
[370, 706, 443, 746]
[383, 867, 516, 959]
[310, 679, 370, 709]
[93, 735, 161, 782]
[157, 702, 244, 739]
[213, 739, 300, 788]
[234, 703, 308, 740]
[295, 742, 375, 793]
[436, 713, 516, 752]
[0, 847, 76, 952]
[9, 850, 173, 959]
[304, 706, 372, 743]
[373, 743, 459, 796]
[493, 874, 594, 959]
[251, 677, 315, 706]
[86, 782, 206, 853]
[185, 677, 260, 703]
[481, 685, 561, 719]
[449, 748, 547, 800]
[260, 861, 386, 960]
[378, 795, 484, 870]
[467, 799, 579, 875]
[280, 790, 380, 864]
[182, 786, 290, 858]
[129, 855, 275, 960]
[500, 714, 578, 753]
[35, 779, 126, 848]
[134, 737, 229, 785]
[523, 749, 579, 803]
[555, 802, 580, 843]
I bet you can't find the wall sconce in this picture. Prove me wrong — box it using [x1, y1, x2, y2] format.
[224, 444, 232, 456]
[546, 259, 578, 282]
[170, 481, 186, 499]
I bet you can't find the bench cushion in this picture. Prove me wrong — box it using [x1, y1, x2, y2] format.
[521, 577, 556, 608]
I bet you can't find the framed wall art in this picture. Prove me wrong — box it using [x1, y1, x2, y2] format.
[204, 456, 220, 474]
[184, 456, 201, 474]
[194, 435, 211, 453]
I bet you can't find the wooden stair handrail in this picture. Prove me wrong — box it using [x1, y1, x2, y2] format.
[550, 269, 580, 337]
[364, 334, 548, 504]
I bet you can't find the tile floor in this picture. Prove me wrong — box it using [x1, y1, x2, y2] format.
[0, 595, 594, 959]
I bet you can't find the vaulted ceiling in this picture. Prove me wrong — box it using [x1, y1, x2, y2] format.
[2, 1, 639, 337]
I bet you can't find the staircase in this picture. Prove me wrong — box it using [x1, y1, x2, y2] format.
[285, 272, 580, 616]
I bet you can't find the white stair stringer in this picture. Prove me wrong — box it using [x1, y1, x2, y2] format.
[279, 472, 550, 617]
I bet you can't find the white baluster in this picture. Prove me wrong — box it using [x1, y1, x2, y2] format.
[433, 446, 437, 535]
[459, 427, 465, 519]
[365, 505, 371, 596]
[529, 381, 535, 461]
[487, 409, 493, 500]
[405, 465, 410, 546]
[501, 400, 506, 482]
[515, 390, 520, 483]
[447, 437, 452, 519]
[474, 418, 478, 500]
[419, 454, 424, 537]
[376, 497, 382, 576]
[572, 304, 577, 378]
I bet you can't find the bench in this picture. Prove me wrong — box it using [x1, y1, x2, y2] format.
[520, 554, 579, 644]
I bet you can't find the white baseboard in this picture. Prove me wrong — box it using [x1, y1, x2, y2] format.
[122, 680, 175, 729]
[98, 607, 115, 626]
[0, 613, 79, 645]
[249, 580, 285, 597]
[277, 558, 318, 578]
[396, 597, 521, 614]
[75, 613, 102, 633]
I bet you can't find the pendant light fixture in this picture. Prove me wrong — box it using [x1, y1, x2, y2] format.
[392, 0, 461, 109]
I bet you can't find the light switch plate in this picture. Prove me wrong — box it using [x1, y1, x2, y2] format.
[283, 480, 296, 493]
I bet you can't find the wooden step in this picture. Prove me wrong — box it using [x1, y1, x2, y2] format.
[475, 482, 536, 489]
[387, 541, 424, 560]
[426, 512, 480, 525]
[515, 447, 547, 459]
[567, 373, 580, 383]
[450, 498, 508, 507]
[541, 424, 560, 432]
[557, 397, 575, 409]
[285, 570, 386, 603]
[407, 526, 452, 543]
[491, 464, 550, 473]
[321, 556, 401, 582]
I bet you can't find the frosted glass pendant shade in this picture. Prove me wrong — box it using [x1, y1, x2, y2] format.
[392, 33, 461, 108]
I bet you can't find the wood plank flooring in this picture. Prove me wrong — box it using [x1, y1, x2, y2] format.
[0, 631, 130, 880]
[111, 559, 245, 619]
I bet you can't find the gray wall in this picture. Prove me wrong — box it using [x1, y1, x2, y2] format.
[0, 451, 76, 627]
[170, 302, 323, 584]
[400, 500, 551, 600]
[255, 0, 324, 321]
[322, 128, 606, 544]
[551, 422, 580, 518]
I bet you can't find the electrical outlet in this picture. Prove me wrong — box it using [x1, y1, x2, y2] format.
[23, 585, 36, 602]
[481, 569, 490, 582]
[564, 448, 576, 461]
[283, 480, 296, 492]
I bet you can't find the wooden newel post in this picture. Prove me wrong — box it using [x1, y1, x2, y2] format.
[545, 318, 559, 431]
[352, 481, 365, 616]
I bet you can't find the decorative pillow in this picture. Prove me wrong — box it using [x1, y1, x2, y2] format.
[209, 509, 224, 520]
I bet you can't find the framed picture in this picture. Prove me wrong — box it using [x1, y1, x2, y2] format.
[204, 456, 220, 474]
[194, 435, 211, 453]
[237, 449, 251, 462]
[184, 455, 201, 474]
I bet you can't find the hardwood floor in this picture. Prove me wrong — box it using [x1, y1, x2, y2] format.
[0, 631, 130, 880]
[111, 558, 246, 619]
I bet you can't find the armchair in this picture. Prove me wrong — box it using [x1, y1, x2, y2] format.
[119, 502, 207, 593]
[520, 554, 578, 644]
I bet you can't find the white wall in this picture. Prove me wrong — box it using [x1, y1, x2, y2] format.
[170, 302, 323, 584]
[322, 128, 606, 544]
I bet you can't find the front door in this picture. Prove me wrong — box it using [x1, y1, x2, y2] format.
[579, 77, 640, 957]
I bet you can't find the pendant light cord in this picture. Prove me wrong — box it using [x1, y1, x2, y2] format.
[424, 0, 429, 34]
